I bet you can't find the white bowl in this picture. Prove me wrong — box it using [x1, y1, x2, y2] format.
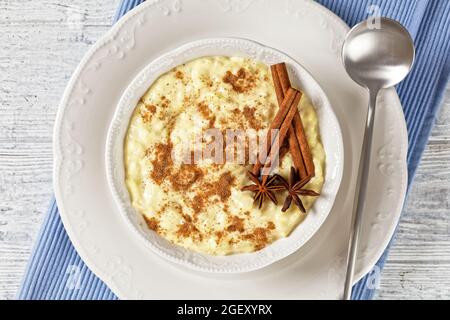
[105, 38, 343, 273]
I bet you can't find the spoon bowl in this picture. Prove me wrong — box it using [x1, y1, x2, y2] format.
[342, 18, 415, 91]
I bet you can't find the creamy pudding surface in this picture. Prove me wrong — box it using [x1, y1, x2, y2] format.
[124, 56, 325, 255]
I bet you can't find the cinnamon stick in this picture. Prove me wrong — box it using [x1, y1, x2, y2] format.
[275, 63, 291, 94]
[292, 112, 315, 178]
[270, 64, 310, 179]
[252, 88, 301, 177]
[288, 125, 308, 178]
[271, 64, 285, 106]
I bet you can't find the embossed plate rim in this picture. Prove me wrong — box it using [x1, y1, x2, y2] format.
[105, 37, 344, 273]
[54, 0, 408, 299]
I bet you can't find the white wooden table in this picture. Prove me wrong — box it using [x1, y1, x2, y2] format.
[0, 0, 449, 300]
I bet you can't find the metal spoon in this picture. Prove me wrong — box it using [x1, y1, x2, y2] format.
[341, 17, 415, 300]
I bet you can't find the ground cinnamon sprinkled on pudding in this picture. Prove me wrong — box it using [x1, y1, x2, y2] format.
[139, 101, 157, 122]
[229, 106, 264, 131]
[243, 106, 262, 130]
[144, 216, 159, 232]
[190, 194, 205, 217]
[187, 171, 235, 217]
[226, 216, 245, 233]
[168, 164, 204, 191]
[175, 70, 184, 79]
[174, 213, 203, 242]
[231, 108, 240, 115]
[149, 142, 173, 185]
[229, 108, 245, 129]
[215, 171, 235, 202]
[160, 95, 170, 108]
[243, 227, 270, 251]
[200, 74, 214, 87]
[197, 101, 211, 118]
[176, 216, 201, 240]
[148, 104, 157, 113]
[197, 101, 216, 128]
[215, 231, 225, 243]
[124, 56, 325, 255]
[223, 68, 256, 93]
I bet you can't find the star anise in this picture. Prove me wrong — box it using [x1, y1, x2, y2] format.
[241, 172, 285, 209]
[276, 167, 320, 213]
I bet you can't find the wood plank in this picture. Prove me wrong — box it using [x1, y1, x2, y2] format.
[0, 0, 119, 300]
[376, 88, 450, 300]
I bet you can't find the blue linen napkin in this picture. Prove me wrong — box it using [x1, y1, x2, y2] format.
[18, 0, 450, 300]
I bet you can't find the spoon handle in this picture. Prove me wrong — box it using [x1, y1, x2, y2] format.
[343, 90, 378, 300]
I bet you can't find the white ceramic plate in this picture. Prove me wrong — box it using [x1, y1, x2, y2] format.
[54, 0, 407, 299]
[106, 37, 344, 273]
